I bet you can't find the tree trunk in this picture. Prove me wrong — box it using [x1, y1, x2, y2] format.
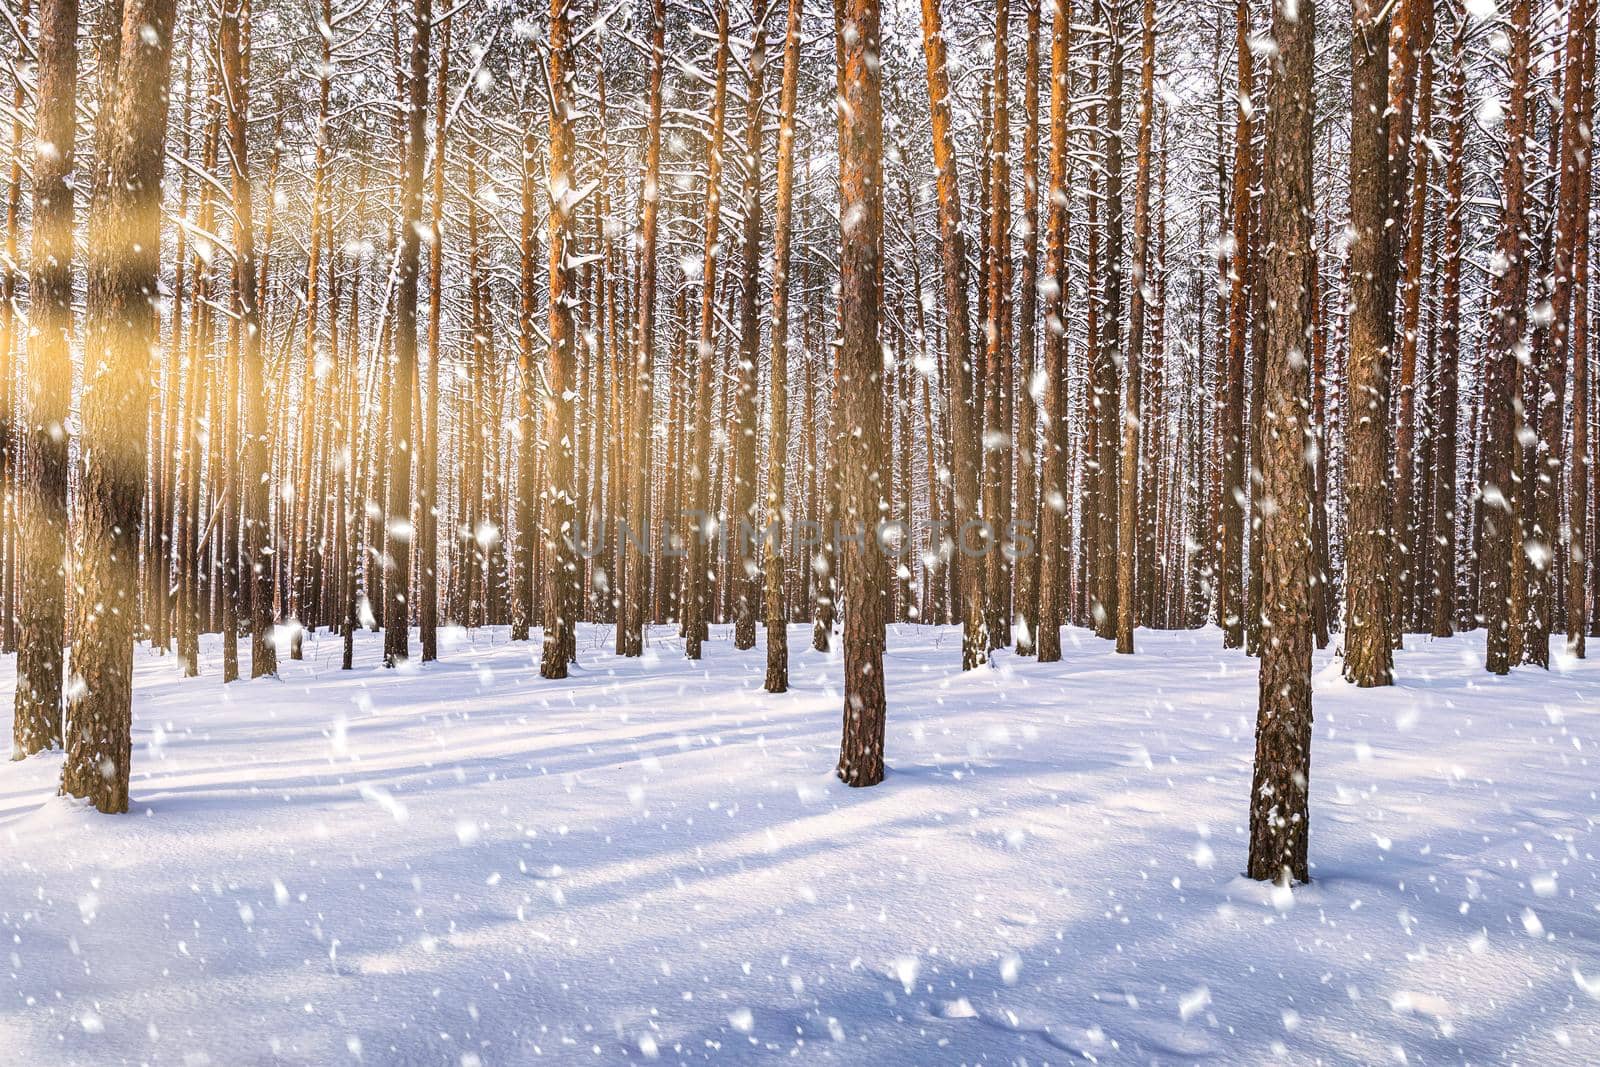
[12, 0, 73, 757]
[1482, 0, 1531, 676]
[1036, 0, 1070, 664]
[835, 0, 886, 788]
[540, 0, 579, 678]
[1343, 0, 1395, 686]
[919, 0, 988, 669]
[60, 0, 177, 813]
[1247, 0, 1316, 885]
[763, 0, 802, 692]
[1118, 0, 1154, 655]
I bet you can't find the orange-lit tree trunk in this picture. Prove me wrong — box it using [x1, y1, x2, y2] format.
[421, 12, 450, 661]
[763, 0, 802, 691]
[12, 0, 72, 756]
[920, 0, 988, 668]
[382, 0, 428, 667]
[540, 0, 579, 678]
[685, 1, 732, 661]
[622, 0, 666, 658]
[1036, 0, 1070, 663]
[1013, 0, 1042, 656]
[61, 0, 178, 813]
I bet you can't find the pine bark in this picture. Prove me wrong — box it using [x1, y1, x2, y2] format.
[1118, 0, 1155, 654]
[919, 0, 987, 668]
[1035, 0, 1070, 664]
[540, 0, 579, 678]
[1431, 11, 1466, 639]
[623, 0, 666, 658]
[1248, 0, 1316, 885]
[1482, 0, 1531, 675]
[835, 0, 886, 788]
[60, 0, 177, 813]
[764, 0, 803, 692]
[12, 0, 74, 756]
[1343, 0, 1395, 686]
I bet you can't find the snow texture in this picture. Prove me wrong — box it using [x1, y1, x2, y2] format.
[3, 624, 1598, 1063]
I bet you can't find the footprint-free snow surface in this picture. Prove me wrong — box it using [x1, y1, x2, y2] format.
[3, 623, 1598, 1064]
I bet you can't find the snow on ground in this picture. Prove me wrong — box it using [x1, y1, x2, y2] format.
[2, 622, 1598, 1065]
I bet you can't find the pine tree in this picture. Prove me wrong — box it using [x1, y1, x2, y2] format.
[835, 0, 887, 788]
[1247, 0, 1316, 885]
[12, 0, 73, 757]
[1344, 0, 1395, 686]
[60, 0, 179, 813]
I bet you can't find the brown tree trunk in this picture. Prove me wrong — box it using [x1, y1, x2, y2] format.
[1117, 0, 1154, 654]
[60, 0, 177, 813]
[764, 0, 802, 692]
[1013, 0, 1042, 656]
[420, 12, 450, 661]
[1247, 0, 1316, 885]
[220, 0, 278, 679]
[1568, 9, 1595, 656]
[1219, 0, 1252, 650]
[1482, 0, 1531, 675]
[623, 0, 666, 658]
[685, 0, 732, 661]
[1432, 10, 1468, 639]
[1343, 0, 1395, 686]
[0, 0, 25, 659]
[732, 1, 772, 652]
[540, 0, 579, 678]
[835, 0, 886, 788]
[919, 0, 987, 668]
[382, 0, 428, 667]
[1036, 0, 1070, 664]
[12, 0, 73, 757]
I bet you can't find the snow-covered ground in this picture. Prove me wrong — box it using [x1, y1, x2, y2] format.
[2, 622, 1597, 1065]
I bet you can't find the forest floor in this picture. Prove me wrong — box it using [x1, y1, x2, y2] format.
[2, 621, 1598, 1065]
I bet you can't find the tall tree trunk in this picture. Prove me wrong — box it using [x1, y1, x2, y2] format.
[12, 0, 73, 757]
[982, 0, 1012, 651]
[1431, 10, 1467, 639]
[1549, 0, 1593, 659]
[1013, 0, 1042, 656]
[220, 0, 277, 679]
[1219, 0, 1252, 649]
[1567, 8, 1595, 656]
[383, 0, 428, 666]
[764, 0, 802, 692]
[685, 0, 732, 662]
[919, 0, 988, 668]
[1036, 0, 1070, 664]
[622, 0, 666, 658]
[1117, 0, 1154, 654]
[421, 12, 450, 661]
[0, 0, 26, 659]
[1247, 0, 1316, 885]
[1482, 0, 1531, 676]
[1095, 0, 1124, 642]
[540, 0, 579, 678]
[835, 0, 886, 788]
[1343, 0, 1395, 686]
[732, 1, 772, 652]
[60, 0, 177, 813]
